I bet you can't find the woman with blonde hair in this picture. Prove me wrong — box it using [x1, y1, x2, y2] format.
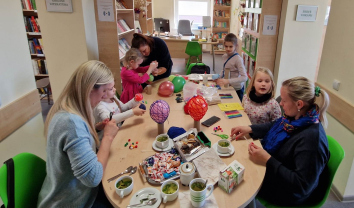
[38, 60, 119, 207]
[231, 76, 330, 206]
[242, 67, 281, 124]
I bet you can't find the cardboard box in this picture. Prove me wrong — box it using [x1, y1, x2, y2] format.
[218, 160, 245, 194]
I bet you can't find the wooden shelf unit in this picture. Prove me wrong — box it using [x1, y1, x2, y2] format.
[212, 3, 231, 53]
[95, 0, 136, 93]
[136, 0, 153, 34]
[240, 0, 282, 75]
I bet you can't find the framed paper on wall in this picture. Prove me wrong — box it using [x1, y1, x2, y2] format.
[45, 0, 73, 13]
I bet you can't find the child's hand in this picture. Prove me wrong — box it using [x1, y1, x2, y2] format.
[103, 119, 119, 141]
[151, 68, 159, 76]
[216, 78, 229, 86]
[138, 73, 144, 77]
[248, 142, 271, 166]
[149, 61, 158, 69]
[132, 106, 146, 116]
[95, 118, 109, 131]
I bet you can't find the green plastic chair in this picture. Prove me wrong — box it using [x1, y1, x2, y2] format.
[185, 41, 202, 72]
[257, 135, 345, 208]
[0, 153, 46, 208]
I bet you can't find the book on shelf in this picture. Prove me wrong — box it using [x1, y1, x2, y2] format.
[118, 19, 131, 31]
[28, 38, 43, 54]
[30, 16, 39, 32]
[118, 38, 131, 51]
[32, 59, 48, 75]
[116, 0, 129, 9]
[117, 23, 124, 33]
[23, 16, 40, 33]
[214, 0, 231, 6]
[21, 0, 37, 10]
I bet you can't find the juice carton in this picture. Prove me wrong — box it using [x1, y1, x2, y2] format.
[218, 160, 245, 194]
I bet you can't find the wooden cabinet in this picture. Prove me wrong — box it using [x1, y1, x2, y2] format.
[240, 0, 282, 76]
[21, 1, 49, 80]
[95, 0, 136, 93]
[212, 1, 231, 54]
[135, 0, 153, 35]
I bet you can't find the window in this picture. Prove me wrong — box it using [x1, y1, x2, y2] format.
[174, 0, 211, 29]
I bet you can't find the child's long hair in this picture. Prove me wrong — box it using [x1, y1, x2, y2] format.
[123, 48, 144, 67]
[245, 67, 276, 98]
[44, 60, 114, 146]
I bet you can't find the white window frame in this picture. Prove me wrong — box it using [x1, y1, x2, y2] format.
[174, 0, 211, 30]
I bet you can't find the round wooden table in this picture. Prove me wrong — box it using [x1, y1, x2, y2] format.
[103, 78, 265, 208]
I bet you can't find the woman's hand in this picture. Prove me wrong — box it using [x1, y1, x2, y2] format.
[215, 78, 229, 86]
[230, 126, 252, 140]
[248, 143, 271, 166]
[132, 106, 146, 116]
[103, 119, 119, 141]
[151, 68, 159, 76]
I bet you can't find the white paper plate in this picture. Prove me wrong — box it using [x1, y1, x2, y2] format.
[129, 187, 161, 208]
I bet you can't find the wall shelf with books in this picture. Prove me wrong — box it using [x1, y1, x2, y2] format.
[135, 0, 153, 35]
[239, 0, 281, 76]
[212, 1, 231, 55]
[95, 0, 135, 93]
[21, 1, 49, 81]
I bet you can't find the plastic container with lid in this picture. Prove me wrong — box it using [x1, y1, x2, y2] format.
[183, 82, 198, 102]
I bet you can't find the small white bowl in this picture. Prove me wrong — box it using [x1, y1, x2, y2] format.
[115, 175, 134, 198]
[155, 134, 170, 149]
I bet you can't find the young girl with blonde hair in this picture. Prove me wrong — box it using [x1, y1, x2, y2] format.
[242, 67, 281, 124]
[38, 60, 119, 207]
[120, 48, 158, 103]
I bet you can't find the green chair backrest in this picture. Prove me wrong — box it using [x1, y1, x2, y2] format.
[257, 135, 345, 208]
[0, 152, 46, 208]
[185, 41, 202, 57]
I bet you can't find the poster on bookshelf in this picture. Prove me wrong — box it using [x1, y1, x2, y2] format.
[97, 0, 114, 22]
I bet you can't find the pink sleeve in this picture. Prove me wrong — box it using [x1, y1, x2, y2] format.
[135, 65, 150, 73]
[121, 69, 150, 84]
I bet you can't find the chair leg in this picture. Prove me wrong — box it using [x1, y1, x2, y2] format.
[185, 57, 191, 72]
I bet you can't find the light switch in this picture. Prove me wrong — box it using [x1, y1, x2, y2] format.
[333, 79, 340, 91]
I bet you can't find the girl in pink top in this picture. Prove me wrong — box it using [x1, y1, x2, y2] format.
[242, 67, 281, 124]
[120, 48, 158, 103]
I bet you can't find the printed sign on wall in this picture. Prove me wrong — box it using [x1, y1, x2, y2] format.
[296, 5, 318, 22]
[46, 0, 73, 12]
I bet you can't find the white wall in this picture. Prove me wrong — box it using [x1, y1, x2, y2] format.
[317, 0, 354, 199]
[82, 0, 99, 60]
[36, 0, 90, 101]
[274, 0, 328, 96]
[0, 3, 46, 206]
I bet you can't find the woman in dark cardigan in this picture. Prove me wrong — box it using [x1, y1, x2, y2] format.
[231, 76, 330, 206]
[131, 33, 173, 81]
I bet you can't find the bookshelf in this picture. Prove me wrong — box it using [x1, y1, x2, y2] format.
[95, 0, 136, 93]
[212, 1, 231, 55]
[240, 0, 282, 78]
[21, 1, 49, 81]
[135, 0, 153, 35]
